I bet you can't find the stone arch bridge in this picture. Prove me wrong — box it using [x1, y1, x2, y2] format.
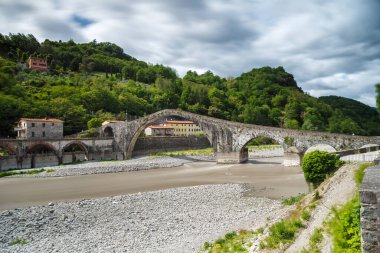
[103, 109, 380, 164]
[1, 109, 379, 170]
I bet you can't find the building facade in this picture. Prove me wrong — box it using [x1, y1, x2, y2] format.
[28, 56, 48, 71]
[15, 118, 64, 139]
[144, 125, 174, 136]
[162, 120, 201, 136]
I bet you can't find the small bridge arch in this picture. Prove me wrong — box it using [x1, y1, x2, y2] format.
[0, 143, 17, 156]
[62, 141, 89, 163]
[103, 126, 114, 137]
[26, 142, 59, 168]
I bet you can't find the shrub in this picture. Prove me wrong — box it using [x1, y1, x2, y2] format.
[282, 193, 306, 205]
[302, 150, 343, 185]
[261, 219, 304, 249]
[327, 195, 361, 252]
[301, 208, 311, 221]
[9, 238, 28, 245]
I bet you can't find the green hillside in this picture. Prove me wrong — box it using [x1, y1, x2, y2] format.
[0, 33, 379, 137]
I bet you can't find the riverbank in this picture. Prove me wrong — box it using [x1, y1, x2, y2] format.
[0, 184, 288, 253]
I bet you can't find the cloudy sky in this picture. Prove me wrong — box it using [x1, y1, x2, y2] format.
[1, 0, 380, 106]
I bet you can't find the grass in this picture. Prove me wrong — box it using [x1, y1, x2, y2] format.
[325, 162, 374, 252]
[9, 238, 28, 245]
[354, 162, 374, 186]
[247, 144, 281, 151]
[150, 148, 213, 157]
[300, 228, 323, 253]
[0, 168, 47, 178]
[282, 193, 306, 205]
[259, 219, 304, 249]
[301, 208, 311, 221]
[202, 229, 258, 253]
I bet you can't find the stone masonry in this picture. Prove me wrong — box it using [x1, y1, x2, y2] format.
[360, 165, 380, 253]
[104, 109, 380, 164]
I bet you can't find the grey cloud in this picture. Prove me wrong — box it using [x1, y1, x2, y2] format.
[1, 0, 380, 106]
[0, 1, 35, 19]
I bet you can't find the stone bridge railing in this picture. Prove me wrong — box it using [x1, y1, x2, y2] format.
[360, 164, 380, 252]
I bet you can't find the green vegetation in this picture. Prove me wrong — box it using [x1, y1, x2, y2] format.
[260, 219, 304, 249]
[244, 136, 278, 146]
[301, 208, 311, 221]
[247, 144, 281, 151]
[203, 229, 262, 253]
[327, 195, 361, 252]
[149, 148, 213, 157]
[9, 238, 28, 245]
[1, 33, 379, 138]
[302, 151, 343, 185]
[0, 147, 9, 156]
[300, 228, 323, 253]
[354, 162, 374, 186]
[282, 193, 306, 205]
[0, 168, 46, 177]
[326, 162, 373, 252]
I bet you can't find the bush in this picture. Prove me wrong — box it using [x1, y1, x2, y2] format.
[261, 219, 304, 249]
[282, 193, 306, 205]
[327, 195, 361, 252]
[302, 150, 343, 185]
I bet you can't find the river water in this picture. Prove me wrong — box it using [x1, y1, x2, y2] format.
[0, 157, 309, 210]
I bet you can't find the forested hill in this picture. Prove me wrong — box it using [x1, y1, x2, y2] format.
[0, 33, 379, 137]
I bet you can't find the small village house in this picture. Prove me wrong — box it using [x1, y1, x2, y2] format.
[15, 118, 63, 139]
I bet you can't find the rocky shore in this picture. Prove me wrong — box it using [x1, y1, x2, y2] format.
[0, 184, 286, 253]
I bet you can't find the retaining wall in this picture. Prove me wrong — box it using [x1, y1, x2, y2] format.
[133, 136, 211, 155]
[360, 165, 380, 252]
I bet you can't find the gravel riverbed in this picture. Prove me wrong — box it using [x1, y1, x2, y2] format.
[0, 184, 285, 253]
[13, 155, 215, 178]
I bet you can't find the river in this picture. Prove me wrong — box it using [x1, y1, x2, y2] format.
[0, 157, 309, 210]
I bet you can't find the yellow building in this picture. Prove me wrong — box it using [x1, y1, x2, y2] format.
[162, 120, 202, 136]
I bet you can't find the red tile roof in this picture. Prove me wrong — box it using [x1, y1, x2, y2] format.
[163, 120, 195, 124]
[148, 125, 174, 129]
[17, 118, 63, 123]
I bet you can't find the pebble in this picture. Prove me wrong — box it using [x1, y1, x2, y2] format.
[0, 184, 284, 253]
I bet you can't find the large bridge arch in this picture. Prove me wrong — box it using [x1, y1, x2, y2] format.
[124, 111, 215, 158]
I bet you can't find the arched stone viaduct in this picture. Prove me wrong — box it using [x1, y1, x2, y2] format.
[104, 109, 380, 164]
[0, 138, 116, 170]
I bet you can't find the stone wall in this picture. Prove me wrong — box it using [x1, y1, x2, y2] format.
[133, 136, 211, 155]
[360, 165, 380, 253]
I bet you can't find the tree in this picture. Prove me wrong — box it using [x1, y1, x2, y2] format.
[302, 150, 343, 185]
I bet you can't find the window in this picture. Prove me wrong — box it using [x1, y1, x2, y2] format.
[42, 123, 45, 127]
[31, 132, 35, 137]
[42, 131, 45, 137]
[32, 123, 35, 127]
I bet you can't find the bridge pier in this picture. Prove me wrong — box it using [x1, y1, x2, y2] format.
[216, 148, 248, 164]
[283, 147, 304, 166]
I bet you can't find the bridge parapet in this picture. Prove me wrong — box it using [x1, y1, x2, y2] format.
[360, 166, 380, 252]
